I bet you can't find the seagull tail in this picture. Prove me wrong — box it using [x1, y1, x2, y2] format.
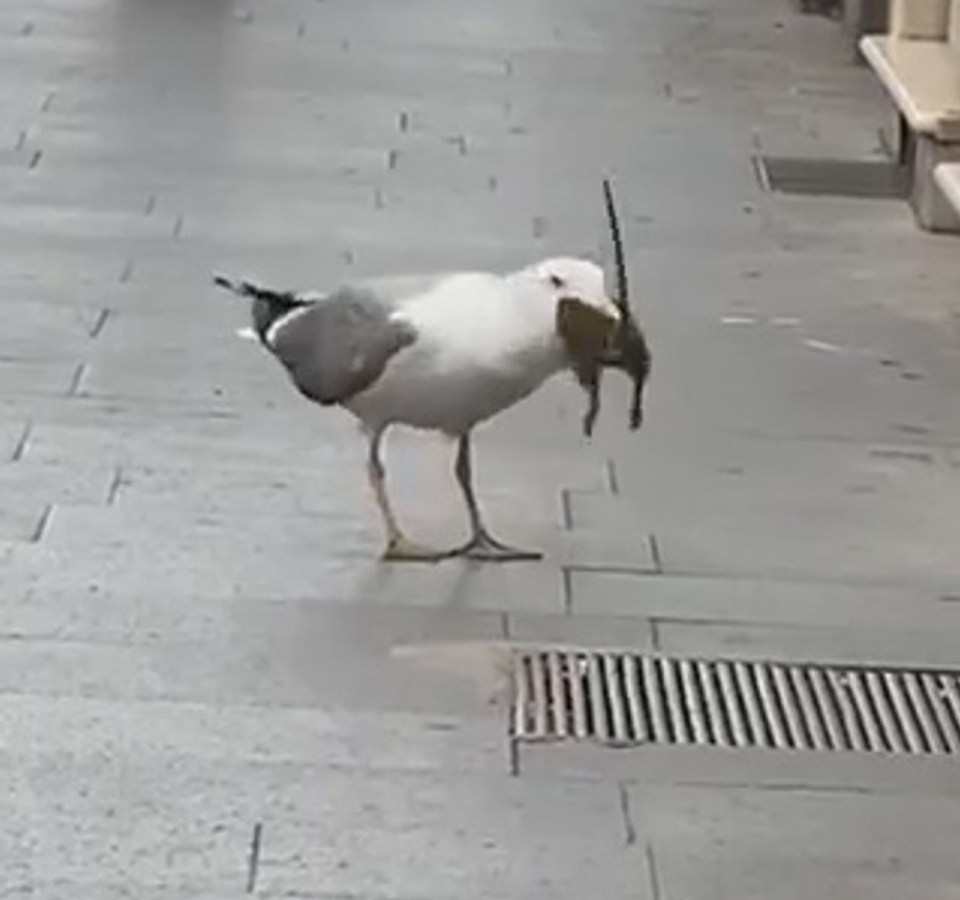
[213, 272, 272, 300]
[213, 272, 311, 344]
[212, 273, 305, 310]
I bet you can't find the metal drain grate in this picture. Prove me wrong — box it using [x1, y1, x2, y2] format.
[512, 650, 960, 756]
[754, 155, 909, 199]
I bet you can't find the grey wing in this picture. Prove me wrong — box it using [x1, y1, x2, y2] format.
[269, 286, 417, 406]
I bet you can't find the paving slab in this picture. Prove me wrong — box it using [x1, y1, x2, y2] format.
[0, 458, 114, 542]
[5, 756, 250, 896]
[566, 569, 957, 626]
[4, 754, 644, 899]
[251, 769, 645, 899]
[0, 605, 510, 714]
[0, 358, 79, 397]
[631, 784, 960, 900]
[577, 430, 960, 589]
[505, 611, 655, 649]
[0, 536, 567, 614]
[0, 694, 509, 776]
[0, 419, 29, 461]
[519, 740, 960, 797]
[0, 298, 105, 359]
[654, 616, 960, 667]
[18, 415, 363, 471]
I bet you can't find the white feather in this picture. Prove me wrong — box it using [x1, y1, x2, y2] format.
[264, 304, 313, 347]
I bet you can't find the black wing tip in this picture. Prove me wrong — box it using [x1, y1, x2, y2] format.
[212, 273, 265, 300]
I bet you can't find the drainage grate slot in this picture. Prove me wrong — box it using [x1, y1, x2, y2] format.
[696, 662, 726, 745]
[587, 654, 609, 740]
[717, 662, 748, 746]
[789, 667, 827, 750]
[905, 673, 942, 753]
[809, 666, 845, 750]
[642, 656, 669, 743]
[887, 672, 924, 754]
[921, 673, 960, 753]
[847, 669, 884, 752]
[736, 662, 767, 746]
[604, 654, 630, 743]
[512, 650, 960, 756]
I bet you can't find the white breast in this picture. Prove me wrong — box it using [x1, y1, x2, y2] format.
[344, 272, 564, 434]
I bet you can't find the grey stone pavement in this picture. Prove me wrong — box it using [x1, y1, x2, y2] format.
[4, 0, 960, 896]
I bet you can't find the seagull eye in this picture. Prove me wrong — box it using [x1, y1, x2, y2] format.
[548, 274, 566, 289]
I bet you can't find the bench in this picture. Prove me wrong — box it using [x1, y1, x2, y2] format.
[860, 0, 960, 231]
[935, 161, 960, 221]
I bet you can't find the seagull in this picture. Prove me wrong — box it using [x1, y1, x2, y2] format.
[214, 192, 650, 563]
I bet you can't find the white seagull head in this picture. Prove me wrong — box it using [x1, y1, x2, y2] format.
[530, 256, 620, 322]
[513, 257, 626, 379]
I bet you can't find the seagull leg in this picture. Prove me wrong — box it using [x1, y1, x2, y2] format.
[451, 432, 542, 562]
[367, 427, 446, 562]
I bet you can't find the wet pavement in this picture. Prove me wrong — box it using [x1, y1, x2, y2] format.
[4, 0, 960, 896]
